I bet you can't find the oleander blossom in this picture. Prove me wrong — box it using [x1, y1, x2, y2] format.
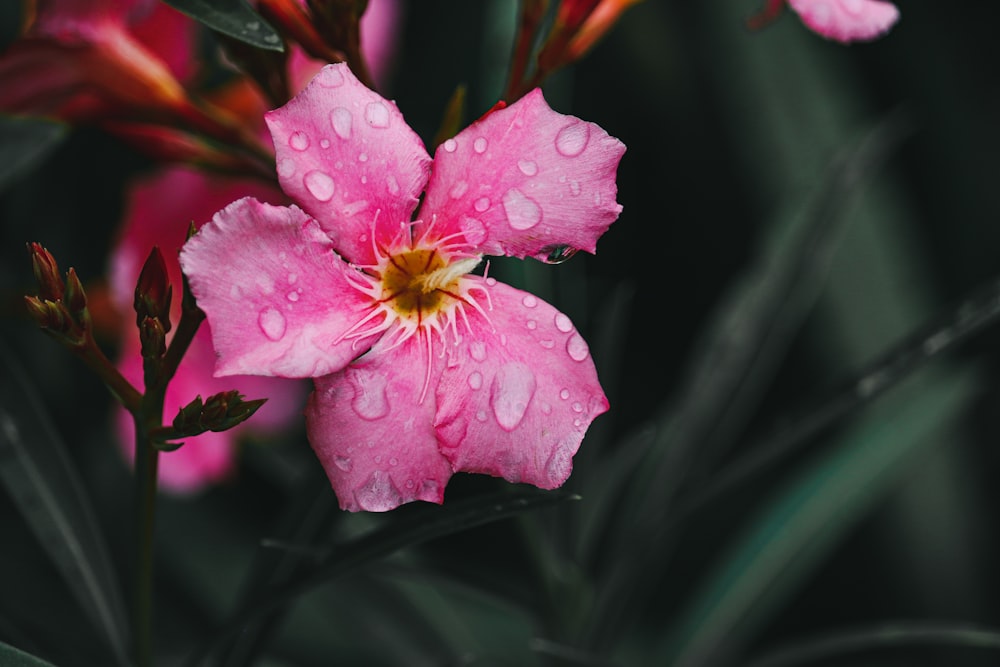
[789, 0, 899, 43]
[180, 63, 625, 511]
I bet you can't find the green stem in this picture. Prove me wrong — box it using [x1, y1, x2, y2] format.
[132, 408, 160, 667]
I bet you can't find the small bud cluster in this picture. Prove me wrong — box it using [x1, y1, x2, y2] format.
[24, 243, 91, 347]
[155, 391, 267, 450]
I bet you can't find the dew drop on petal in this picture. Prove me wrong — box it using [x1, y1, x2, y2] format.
[560, 388, 570, 400]
[468, 371, 483, 390]
[502, 188, 542, 230]
[320, 138, 330, 148]
[540, 339, 555, 349]
[541, 402, 552, 415]
[568, 180, 582, 196]
[449, 180, 469, 199]
[342, 200, 370, 217]
[443, 138, 457, 153]
[572, 402, 583, 413]
[334, 456, 353, 472]
[555, 122, 590, 157]
[258, 308, 286, 341]
[526, 319, 537, 330]
[474, 197, 490, 213]
[286, 290, 299, 302]
[318, 66, 345, 87]
[476, 410, 488, 422]
[555, 313, 573, 333]
[517, 159, 538, 176]
[277, 158, 296, 178]
[304, 170, 335, 201]
[542, 244, 578, 264]
[289, 131, 310, 151]
[470, 341, 487, 362]
[347, 367, 390, 420]
[365, 101, 390, 128]
[358, 152, 368, 162]
[330, 107, 353, 139]
[245, 20, 260, 30]
[386, 174, 400, 195]
[490, 362, 536, 431]
[459, 216, 487, 245]
[567, 332, 590, 362]
[405, 479, 415, 489]
[354, 471, 402, 512]
[389, 457, 398, 466]
[473, 137, 488, 153]
[521, 294, 538, 308]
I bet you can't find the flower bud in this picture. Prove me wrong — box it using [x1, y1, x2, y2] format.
[134, 247, 172, 333]
[139, 316, 166, 360]
[28, 243, 63, 301]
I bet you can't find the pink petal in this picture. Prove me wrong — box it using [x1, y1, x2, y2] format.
[420, 89, 625, 261]
[788, 0, 899, 43]
[265, 63, 432, 265]
[115, 327, 307, 494]
[307, 337, 454, 512]
[434, 279, 608, 488]
[179, 197, 383, 378]
[111, 166, 284, 317]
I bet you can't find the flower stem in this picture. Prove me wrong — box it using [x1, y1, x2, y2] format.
[132, 409, 160, 667]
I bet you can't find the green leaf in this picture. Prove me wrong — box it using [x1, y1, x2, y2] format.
[159, 0, 283, 52]
[0, 116, 67, 191]
[0, 343, 130, 667]
[187, 488, 579, 666]
[657, 368, 979, 666]
[0, 640, 59, 667]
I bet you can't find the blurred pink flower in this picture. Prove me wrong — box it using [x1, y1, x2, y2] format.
[111, 168, 308, 493]
[788, 0, 899, 43]
[180, 64, 625, 511]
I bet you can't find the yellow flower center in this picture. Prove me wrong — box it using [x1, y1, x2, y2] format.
[380, 249, 480, 321]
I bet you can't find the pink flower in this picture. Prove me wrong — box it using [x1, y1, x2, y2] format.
[111, 168, 307, 493]
[788, 0, 899, 43]
[180, 63, 625, 511]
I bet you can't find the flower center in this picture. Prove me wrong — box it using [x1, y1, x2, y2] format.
[380, 249, 479, 321]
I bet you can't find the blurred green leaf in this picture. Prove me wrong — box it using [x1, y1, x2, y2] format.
[0, 343, 129, 667]
[658, 367, 979, 667]
[159, 0, 283, 52]
[744, 621, 1000, 667]
[0, 116, 67, 191]
[0, 640, 59, 667]
[188, 488, 579, 665]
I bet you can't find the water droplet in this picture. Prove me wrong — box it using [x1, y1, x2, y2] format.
[468, 371, 483, 390]
[288, 131, 309, 151]
[502, 189, 542, 230]
[541, 402, 552, 415]
[485, 277, 497, 286]
[264, 33, 280, 44]
[277, 158, 295, 178]
[526, 319, 537, 330]
[304, 170, 335, 201]
[318, 66, 345, 87]
[522, 294, 538, 308]
[490, 362, 537, 431]
[560, 388, 570, 400]
[567, 333, 589, 361]
[374, 454, 382, 464]
[473, 137, 488, 153]
[449, 180, 469, 199]
[386, 174, 400, 195]
[517, 159, 538, 176]
[320, 138, 330, 148]
[341, 200, 369, 217]
[540, 339, 555, 349]
[346, 367, 390, 420]
[554, 313, 573, 333]
[476, 410, 488, 422]
[568, 180, 581, 196]
[358, 152, 368, 162]
[354, 471, 402, 511]
[365, 101, 390, 128]
[457, 217, 487, 245]
[286, 290, 299, 302]
[470, 341, 487, 361]
[443, 138, 457, 153]
[330, 107, 352, 139]
[258, 308, 286, 341]
[334, 456, 353, 472]
[555, 122, 590, 157]
[572, 402, 583, 413]
[542, 244, 578, 264]
[245, 20, 260, 30]
[474, 197, 490, 212]
[405, 479, 415, 489]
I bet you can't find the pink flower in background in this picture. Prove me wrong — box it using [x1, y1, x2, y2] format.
[180, 63, 625, 511]
[788, 0, 899, 42]
[111, 169, 307, 493]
